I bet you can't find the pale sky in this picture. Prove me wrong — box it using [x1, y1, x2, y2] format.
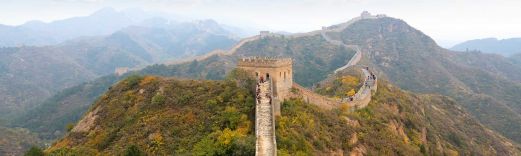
[1, 0, 521, 47]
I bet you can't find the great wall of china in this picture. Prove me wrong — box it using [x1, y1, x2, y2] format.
[247, 12, 382, 156]
[255, 79, 277, 156]
[127, 11, 382, 156]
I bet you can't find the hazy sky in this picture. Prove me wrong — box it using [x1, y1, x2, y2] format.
[2, 0, 521, 47]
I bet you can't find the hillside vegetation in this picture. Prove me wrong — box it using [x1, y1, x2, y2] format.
[46, 74, 520, 155]
[0, 20, 236, 121]
[329, 17, 521, 144]
[0, 127, 42, 156]
[14, 15, 521, 155]
[13, 33, 355, 144]
[48, 72, 257, 155]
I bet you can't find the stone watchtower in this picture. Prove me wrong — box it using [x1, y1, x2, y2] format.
[237, 57, 293, 115]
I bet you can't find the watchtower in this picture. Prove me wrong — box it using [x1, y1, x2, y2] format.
[361, 11, 372, 19]
[237, 56, 293, 115]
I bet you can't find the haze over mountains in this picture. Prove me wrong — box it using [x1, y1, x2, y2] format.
[0, 8, 242, 122]
[451, 38, 521, 56]
[30, 14, 521, 155]
[0, 7, 255, 47]
[5, 12, 519, 155]
[1, 7, 521, 156]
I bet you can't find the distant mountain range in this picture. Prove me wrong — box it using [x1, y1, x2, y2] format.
[0, 8, 253, 47]
[451, 38, 521, 56]
[0, 9, 239, 122]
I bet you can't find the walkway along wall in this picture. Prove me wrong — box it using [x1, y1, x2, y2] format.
[290, 68, 377, 111]
[255, 80, 277, 156]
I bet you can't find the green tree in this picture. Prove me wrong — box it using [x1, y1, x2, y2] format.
[125, 75, 143, 88]
[124, 145, 145, 156]
[24, 146, 44, 156]
[151, 93, 166, 105]
[66, 123, 74, 132]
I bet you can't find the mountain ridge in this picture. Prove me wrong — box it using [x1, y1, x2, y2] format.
[9, 13, 521, 155]
[0, 20, 238, 122]
[451, 37, 521, 56]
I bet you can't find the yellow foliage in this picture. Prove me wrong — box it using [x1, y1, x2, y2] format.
[46, 138, 72, 152]
[236, 115, 251, 135]
[185, 111, 196, 124]
[445, 149, 459, 156]
[346, 89, 356, 97]
[340, 104, 350, 112]
[147, 132, 165, 154]
[139, 76, 158, 86]
[217, 128, 242, 145]
[341, 76, 359, 86]
[150, 132, 164, 146]
[87, 131, 109, 148]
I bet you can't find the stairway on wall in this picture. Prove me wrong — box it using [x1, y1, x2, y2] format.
[256, 81, 276, 156]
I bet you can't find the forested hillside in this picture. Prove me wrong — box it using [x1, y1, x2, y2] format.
[47, 75, 520, 155]
[12, 33, 355, 143]
[0, 127, 42, 156]
[0, 20, 237, 121]
[12, 14, 521, 156]
[47, 74, 257, 155]
[329, 17, 521, 144]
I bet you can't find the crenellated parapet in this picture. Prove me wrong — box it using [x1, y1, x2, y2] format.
[238, 57, 292, 68]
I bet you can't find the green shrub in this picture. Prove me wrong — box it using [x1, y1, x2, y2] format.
[125, 75, 143, 88]
[24, 146, 44, 156]
[66, 123, 74, 132]
[124, 145, 145, 156]
[151, 93, 166, 105]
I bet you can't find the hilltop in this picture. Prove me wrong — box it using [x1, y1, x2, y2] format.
[322, 17, 521, 144]
[47, 73, 520, 155]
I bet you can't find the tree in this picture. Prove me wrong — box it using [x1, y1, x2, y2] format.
[66, 123, 74, 132]
[151, 93, 166, 105]
[346, 89, 356, 97]
[124, 145, 145, 156]
[24, 146, 44, 156]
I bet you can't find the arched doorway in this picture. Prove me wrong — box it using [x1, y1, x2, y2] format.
[266, 73, 270, 80]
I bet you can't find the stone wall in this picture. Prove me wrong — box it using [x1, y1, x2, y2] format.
[291, 83, 341, 110]
[290, 68, 377, 111]
[238, 57, 293, 115]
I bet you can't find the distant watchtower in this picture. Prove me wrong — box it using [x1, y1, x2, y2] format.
[237, 57, 293, 115]
[361, 11, 372, 19]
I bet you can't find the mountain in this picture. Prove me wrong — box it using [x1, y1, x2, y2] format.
[0, 20, 237, 121]
[45, 75, 520, 155]
[451, 38, 521, 56]
[13, 14, 521, 155]
[0, 8, 254, 47]
[0, 126, 42, 156]
[512, 53, 521, 65]
[323, 17, 521, 144]
[0, 8, 147, 47]
[11, 32, 356, 141]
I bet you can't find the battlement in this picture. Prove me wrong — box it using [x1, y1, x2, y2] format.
[237, 56, 292, 68]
